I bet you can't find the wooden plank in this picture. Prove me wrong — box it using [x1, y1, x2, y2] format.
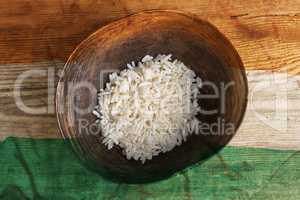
[0, 0, 300, 74]
[0, 0, 300, 149]
[0, 61, 63, 140]
[230, 70, 300, 150]
[0, 60, 299, 150]
[1, 138, 299, 199]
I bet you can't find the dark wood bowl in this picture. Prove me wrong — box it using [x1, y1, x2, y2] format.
[56, 10, 248, 183]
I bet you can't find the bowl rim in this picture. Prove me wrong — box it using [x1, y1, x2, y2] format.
[56, 9, 248, 141]
[55, 10, 249, 183]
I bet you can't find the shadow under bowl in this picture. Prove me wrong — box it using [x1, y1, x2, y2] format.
[56, 10, 248, 184]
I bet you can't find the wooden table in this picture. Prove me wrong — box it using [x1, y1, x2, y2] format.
[0, 0, 299, 151]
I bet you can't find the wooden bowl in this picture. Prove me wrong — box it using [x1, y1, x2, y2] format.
[56, 10, 248, 183]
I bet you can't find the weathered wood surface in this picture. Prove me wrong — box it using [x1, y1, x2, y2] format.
[231, 70, 300, 150]
[0, 0, 299, 150]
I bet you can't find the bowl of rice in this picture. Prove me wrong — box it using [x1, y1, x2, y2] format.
[56, 10, 248, 183]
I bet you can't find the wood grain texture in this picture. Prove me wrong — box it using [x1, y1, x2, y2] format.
[0, 0, 299, 151]
[0, 0, 300, 73]
[0, 61, 63, 140]
[1, 64, 299, 150]
[230, 70, 300, 150]
[1, 138, 299, 199]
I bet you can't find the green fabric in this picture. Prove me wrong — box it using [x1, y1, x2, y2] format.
[0, 137, 299, 200]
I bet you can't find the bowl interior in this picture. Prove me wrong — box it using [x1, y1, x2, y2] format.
[56, 11, 248, 183]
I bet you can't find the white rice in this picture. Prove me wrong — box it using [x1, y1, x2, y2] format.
[93, 54, 202, 163]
